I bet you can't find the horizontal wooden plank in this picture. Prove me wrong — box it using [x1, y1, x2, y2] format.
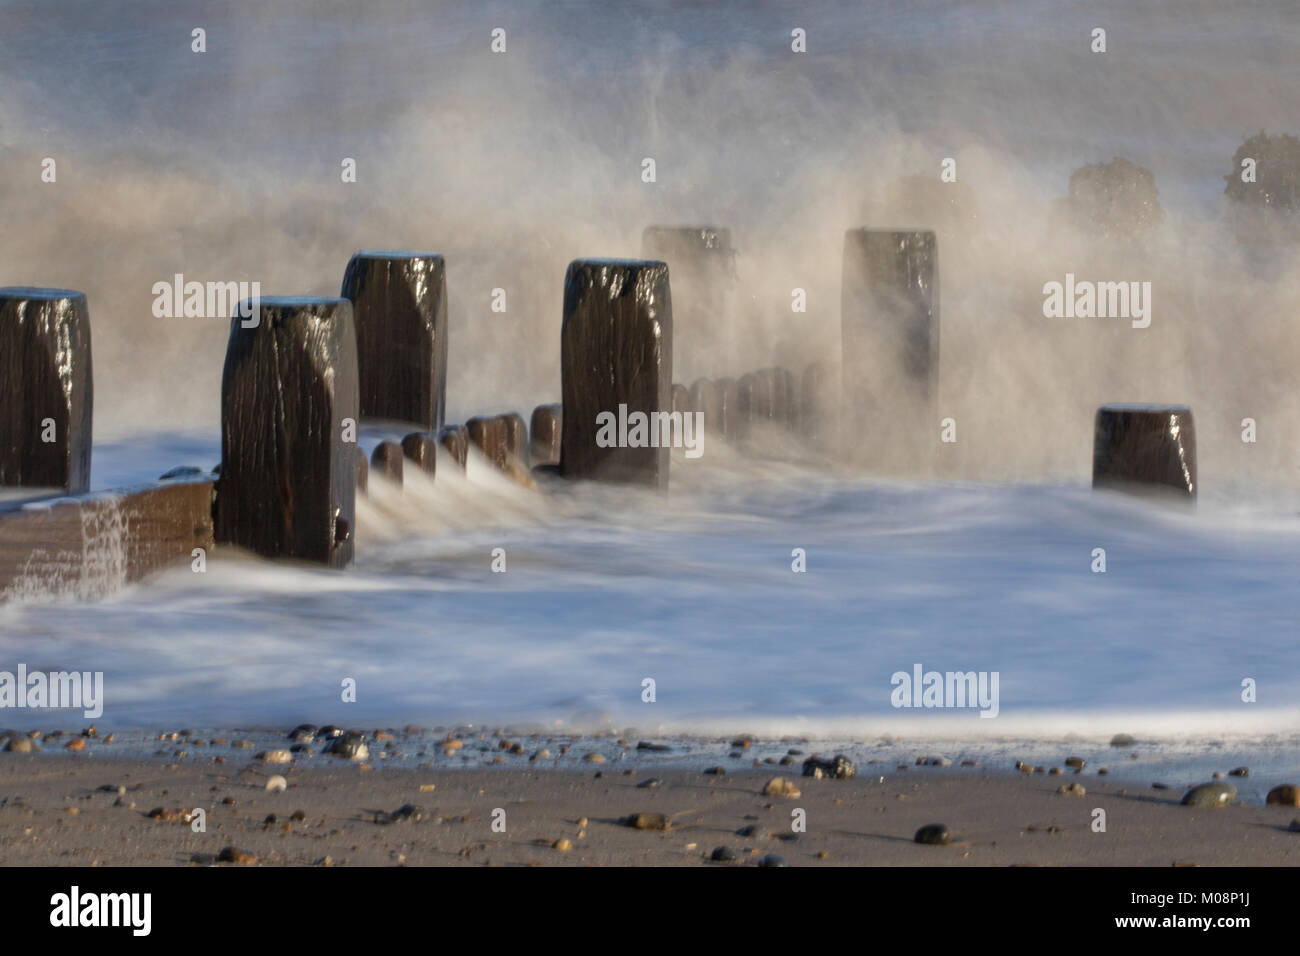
[0, 479, 214, 600]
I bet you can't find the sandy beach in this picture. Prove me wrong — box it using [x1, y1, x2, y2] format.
[1, 753, 1296, 867]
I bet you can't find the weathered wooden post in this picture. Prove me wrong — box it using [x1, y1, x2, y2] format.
[841, 230, 939, 461]
[0, 288, 93, 494]
[402, 432, 438, 476]
[529, 404, 562, 466]
[370, 441, 404, 485]
[715, 377, 740, 442]
[689, 379, 720, 443]
[341, 251, 448, 429]
[467, 415, 507, 469]
[1093, 404, 1196, 499]
[215, 297, 359, 567]
[641, 227, 735, 383]
[438, 424, 469, 470]
[560, 259, 672, 488]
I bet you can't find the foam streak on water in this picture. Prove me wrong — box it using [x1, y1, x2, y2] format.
[1, 432, 1297, 747]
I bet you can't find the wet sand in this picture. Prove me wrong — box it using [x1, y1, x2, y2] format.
[0, 757, 1296, 866]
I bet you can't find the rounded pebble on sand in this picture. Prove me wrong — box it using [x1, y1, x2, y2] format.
[1266, 785, 1300, 807]
[265, 775, 288, 793]
[1181, 782, 1236, 808]
[914, 823, 952, 845]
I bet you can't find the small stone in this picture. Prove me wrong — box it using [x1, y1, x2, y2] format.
[529, 749, 551, 761]
[1228, 767, 1249, 777]
[583, 753, 606, 764]
[65, 738, 87, 752]
[914, 823, 951, 845]
[637, 778, 663, 789]
[762, 777, 802, 798]
[960, 760, 979, 767]
[757, 855, 788, 867]
[1181, 782, 1237, 808]
[288, 724, 317, 743]
[731, 736, 754, 749]
[1109, 734, 1135, 747]
[552, 838, 573, 852]
[1048, 767, 1063, 775]
[1064, 757, 1086, 769]
[736, 824, 773, 839]
[1058, 782, 1087, 797]
[4, 737, 37, 753]
[636, 742, 671, 752]
[710, 846, 738, 862]
[624, 813, 671, 831]
[256, 749, 292, 764]
[917, 756, 951, 767]
[217, 846, 257, 865]
[324, 731, 370, 760]
[1266, 785, 1300, 807]
[230, 739, 256, 749]
[265, 775, 288, 793]
[802, 754, 856, 779]
[1212, 771, 1224, 779]
[703, 766, 726, 776]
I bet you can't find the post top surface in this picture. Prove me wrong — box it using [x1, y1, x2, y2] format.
[1098, 403, 1192, 414]
[350, 250, 443, 261]
[0, 287, 86, 301]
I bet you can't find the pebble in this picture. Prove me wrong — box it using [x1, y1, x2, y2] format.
[4, 737, 38, 753]
[1057, 782, 1087, 797]
[623, 813, 671, 831]
[757, 855, 788, 867]
[914, 823, 952, 845]
[65, 738, 86, 752]
[1048, 767, 1063, 775]
[711, 846, 738, 862]
[217, 846, 257, 865]
[552, 838, 573, 852]
[1181, 782, 1237, 808]
[230, 739, 256, 749]
[324, 731, 370, 760]
[1228, 767, 1250, 777]
[1109, 734, 1135, 747]
[287, 724, 317, 743]
[1266, 784, 1300, 807]
[382, 804, 427, 824]
[1064, 757, 1086, 769]
[703, 766, 726, 776]
[256, 749, 293, 764]
[582, 753, 606, 764]
[762, 777, 802, 798]
[802, 754, 857, 779]
[637, 778, 663, 789]
[736, 824, 773, 839]
[636, 742, 671, 752]
[265, 775, 288, 793]
[529, 749, 551, 761]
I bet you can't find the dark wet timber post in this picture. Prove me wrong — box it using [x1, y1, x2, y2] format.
[641, 227, 735, 385]
[341, 251, 448, 429]
[1093, 404, 1196, 500]
[0, 288, 93, 494]
[560, 259, 672, 489]
[215, 297, 359, 567]
[529, 404, 562, 467]
[841, 230, 939, 464]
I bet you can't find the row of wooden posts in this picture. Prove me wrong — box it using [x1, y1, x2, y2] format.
[0, 227, 1197, 593]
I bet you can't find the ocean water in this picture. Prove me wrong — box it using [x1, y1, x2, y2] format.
[1, 0, 1299, 775]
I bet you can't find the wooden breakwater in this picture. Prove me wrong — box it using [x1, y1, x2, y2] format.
[0, 228, 1198, 601]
